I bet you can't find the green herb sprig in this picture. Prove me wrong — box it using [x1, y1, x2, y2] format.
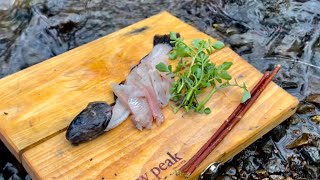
[156, 32, 251, 114]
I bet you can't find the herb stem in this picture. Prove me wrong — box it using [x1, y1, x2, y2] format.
[187, 51, 200, 77]
[196, 87, 217, 111]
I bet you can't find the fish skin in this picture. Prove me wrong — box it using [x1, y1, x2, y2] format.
[105, 99, 130, 131]
[66, 102, 112, 145]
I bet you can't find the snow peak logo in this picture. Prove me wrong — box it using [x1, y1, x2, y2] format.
[136, 152, 184, 180]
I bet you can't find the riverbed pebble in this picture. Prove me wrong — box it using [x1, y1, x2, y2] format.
[300, 146, 320, 164]
[265, 158, 285, 173]
[303, 164, 319, 179]
[305, 94, 320, 108]
[269, 175, 285, 180]
[297, 103, 316, 114]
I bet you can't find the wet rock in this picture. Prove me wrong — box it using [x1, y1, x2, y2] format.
[311, 115, 320, 124]
[281, 81, 298, 89]
[2, 163, 18, 178]
[9, 174, 21, 180]
[311, 135, 320, 148]
[262, 140, 274, 154]
[0, 0, 15, 10]
[296, 103, 316, 114]
[243, 156, 262, 173]
[305, 94, 320, 107]
[239, 170, 248, 179]
[25, 175, 31, 180]
[303, 164, 319, 179]
[265, 158, 285, 173]
[288, 155, 304, 171]
[216, 175, 233, 180]
[288, 114, 301, 125]
[269, 175, 284, 180]
[300, 146, 320, 164]
[250, 173, 260, 180]
[292, 129, 301, 137]
[286, 133, 312, 149]
[225, 166, 236, 176]
[256, 169, 269, 178]
[270, 125, 286, 142]
[301, 125, 317, 134]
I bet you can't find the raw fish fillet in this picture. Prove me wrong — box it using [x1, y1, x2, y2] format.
[66, 34, 179, 144]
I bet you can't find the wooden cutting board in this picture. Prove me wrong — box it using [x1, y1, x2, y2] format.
[0, 12, 298, 179]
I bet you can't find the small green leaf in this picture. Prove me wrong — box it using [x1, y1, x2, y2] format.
[170, 31, 177, 40]
[185, 77, 193, 87]
[216, 78, 222, 83]
[204, 107, 211, 114]
[172, 96, 179, 102]
[220, 70, 232, 80]
[156, 62, 170, 72]
[212, 41, 225, 50]
[198, 106, 205, 114]
[176, 43, 191, 57]
[192, 39, 201, 49]
[201, 82, 207, 87]
[208, 68, 215, 75]
[196, 67, 202, 79]
[241, 89, 251, 103]
[169, 51, 177, 60]
[220, 62, 233, 70]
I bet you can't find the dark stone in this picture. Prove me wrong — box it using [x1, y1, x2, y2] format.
[250, 173, 260, 180]
[239, 170, 248, 179]
[2, 163, 18, 178]
[296, 103, 316, 114]
[265, 158, 285, 173]
[289, 114, 301, 125]
[216, 175, 233, 180]
[300, 146, 320, 164]
[262, 140, 274, 154]
[282, 81, 298, 89]
[9, 174, 21, 180]
[270, 125, 286, 142]
[303, 164, 319, 179]
[269, 175, 285, 180]
[243, 156, 261, 173]
[305, 94, 320, 108]
[288, 155, 304, 171]
[231, 175, 237, 180]
[256, 169, 269, 178]
[225, 166, 237, 176]
[25, 175, 31, 180]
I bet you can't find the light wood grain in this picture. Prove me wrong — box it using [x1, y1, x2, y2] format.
[0, 12, 298, 179]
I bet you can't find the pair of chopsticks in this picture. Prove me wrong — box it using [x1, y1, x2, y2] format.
[178, 65, 281, 176]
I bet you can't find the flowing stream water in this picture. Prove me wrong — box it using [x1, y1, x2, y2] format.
[0, 0, 319, 179]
